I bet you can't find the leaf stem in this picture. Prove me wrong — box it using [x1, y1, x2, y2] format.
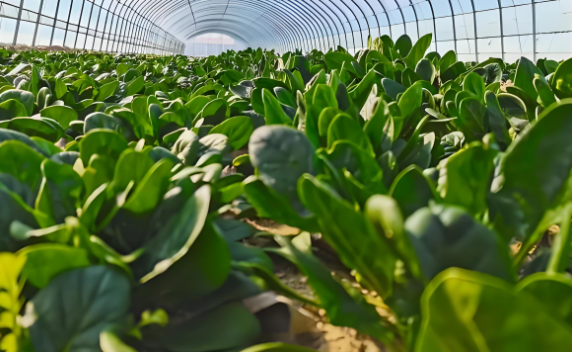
[547, 205, 572, 274]
[513, 226, 545, 269]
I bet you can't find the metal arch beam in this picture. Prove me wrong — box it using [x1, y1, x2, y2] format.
[186, 28, 253, 46]
[179, 7, 291, 50]
[177, 0, 311, 51]
[81, 0, 96, 50]
[320, 0, 358, 52]
[330, 0, 364, 51]
[292, 0, 342, 50]
[279, 0, 339, 50]
[164, 0, 303, 50]
[468, 0, 478, 61]
[347, 0, 379, 45]
[307, 0, 346, 49]
[128, 0, 177, 52]
[138, 0, 356, 53]
[408, 0, 421, 38]
[496, 0, 505, 60]
[137, 0, 306, 50]
[97, 0, 182, 52]
[73, 0, 86, 49]
[110, 0, 182, 53]
[98, 0, 113, 51]
[443, 0, 458, 53]
[373, 0, 393, 38]
[347, 0, 371, 49]
[320, 0, 357, 50]
[391, 0, 407, 35]
[133, 0, 275, 48]
[183, 11, 286, 48]
[106, 1, 122, 51]
[423, 0, 438, 52]
[142, 0, 293, 50]
[134, 0, 358, 53]
[119, 0, 157, 53]
[182, 16, 280, 46]
[149, 0, 321, 52]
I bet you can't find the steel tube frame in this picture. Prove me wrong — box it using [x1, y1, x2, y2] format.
[5, 0, 567, 60]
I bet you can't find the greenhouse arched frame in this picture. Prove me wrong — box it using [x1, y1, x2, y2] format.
[0, 0, 571, 60]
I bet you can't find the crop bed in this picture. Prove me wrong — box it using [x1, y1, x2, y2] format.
[1, 34, 572, 352]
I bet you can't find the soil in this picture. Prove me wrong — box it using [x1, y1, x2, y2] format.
[243, 218, 386, 351]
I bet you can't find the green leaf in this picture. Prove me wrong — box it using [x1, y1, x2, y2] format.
[365, 194, 422, 280]
[403, 33, 432, 69]
[324, 140, 385, 196]
[100, 331, 137, 352]
[327, 113, 372, 153]
[0, 99, 28, 120]
[84, 112, 126, 135]
[325, 52, 360, 76]
[390, 165, 436, 218]
[243, 176, 319, 232]
[27, 266, 131, 352]
[456, 97, 486, 142]
[4, 117, 63, 142]
[406, 204, 513, 281]
[553, 57, 572, 99]
[438, 140, 497, 215]
[125, 76, 144, 96]
[142, 302, 260, 352]
[534, 75, 557, 108]
[518, 272, 572, 325]
[209, 115, 253, 150]
[395, 34, 413, 57]
[40, 105, 78, 129]
[273, 234, 394, 344]
[110, 149, 154, 194]
[0, 89, 34, 115]
[136, 185, 213, 280]
[480, 63, 503, 85]
[171, 129, 200, 166]
[123, 68, 141, 82]
[262, 88, 291, 125]
[490, 100, 572, 244]
[463, 72, 485, 102]
[298, 174, 396, 298]
[80, 129, 128, 166]
[274, 87, 296, 108]
[497, 93, 528, 123]
[54, 78, 68, 99]
[239, 342, 319, 352]
[514, 56, 544, 101]
[96, 80, 119, 101]
[441, 61, 466, 83]
[18, 244, 90, 288]
[382, 78, 406, 100]
[415, 58, 436, 83]
[416, 268, 572, 352]
[484, 91, 511, 149]
[249, 125, 314, 199]
[396, 82, 423, 136]
[36, 158, 83, 224]
[123, 158, 175, 214]
[0, 140, 45, 189]
[439, 50, 457, 71]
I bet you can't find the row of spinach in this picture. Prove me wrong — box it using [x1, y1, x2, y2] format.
[0, 33, 572, 352]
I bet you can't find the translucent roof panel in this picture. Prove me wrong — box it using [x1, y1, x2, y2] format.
[1, 0, 571, 58]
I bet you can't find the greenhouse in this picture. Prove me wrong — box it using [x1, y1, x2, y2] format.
[1, 0, 571, 58]
[2, 0, 572, 352]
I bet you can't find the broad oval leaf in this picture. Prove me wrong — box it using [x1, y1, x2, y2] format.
[27, 266, 131, 352]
